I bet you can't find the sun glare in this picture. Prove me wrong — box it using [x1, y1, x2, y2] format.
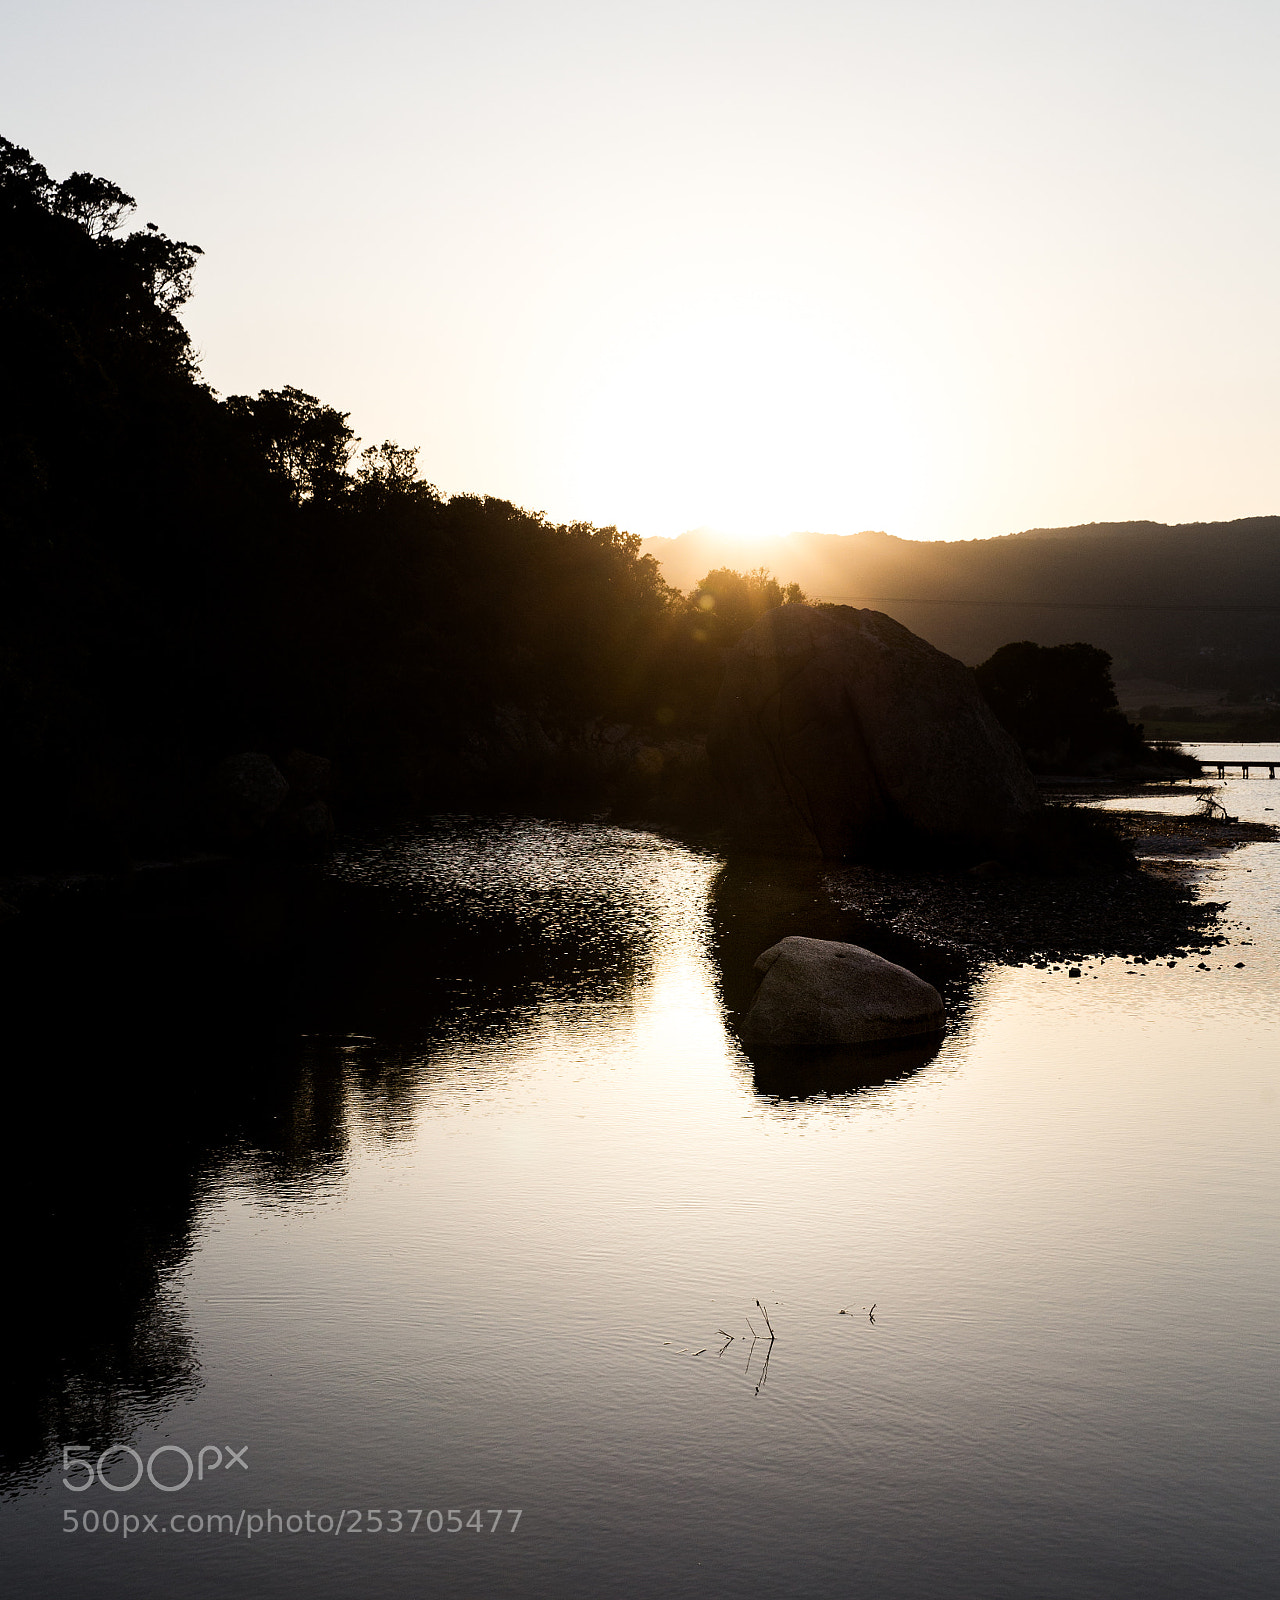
[562, 294, 941, 542]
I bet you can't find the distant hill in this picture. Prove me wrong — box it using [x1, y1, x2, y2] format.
[640, 519, 1280, 687]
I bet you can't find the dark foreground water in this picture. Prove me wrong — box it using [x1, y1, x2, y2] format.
[3, 753, 1277, 1598]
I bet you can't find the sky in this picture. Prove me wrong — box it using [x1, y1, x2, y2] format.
[5, 0, 1280, 543]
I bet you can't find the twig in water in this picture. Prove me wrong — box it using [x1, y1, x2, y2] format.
[753, 1334, 775, 1394]
[743, 1323, 760, 1376]
[756, 1300, 776, 1341]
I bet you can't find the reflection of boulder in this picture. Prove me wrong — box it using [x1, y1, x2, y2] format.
[708, 605, 1038, 857]
[742, 936, 944, 1047]
[745, 1033, 946, 1101]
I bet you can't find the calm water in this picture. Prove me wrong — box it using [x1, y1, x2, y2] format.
[3, 759, 1278, 1598]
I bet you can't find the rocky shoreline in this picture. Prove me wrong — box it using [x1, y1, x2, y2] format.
[818, 789, 1274, 969]
[7, 780, 1271, 997]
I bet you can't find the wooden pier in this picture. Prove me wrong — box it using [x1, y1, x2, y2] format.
[1202, 760, 1277, 778]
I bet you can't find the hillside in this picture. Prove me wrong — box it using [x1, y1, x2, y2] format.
[641, 520, 1280, 687]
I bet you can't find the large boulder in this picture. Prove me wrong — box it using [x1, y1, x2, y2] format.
[742, 936, 944, 1047]
[280, 748, 333, 804]
[708, 605, 1038, 856]
[208, 750, 336, 852]
[210, 752, 289, 840]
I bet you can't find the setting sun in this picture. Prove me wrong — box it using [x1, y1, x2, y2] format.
[562, 292, 940, 540]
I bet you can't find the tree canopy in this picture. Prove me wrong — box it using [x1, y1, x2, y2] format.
[3, 134, 770, 863]
[975, 640, 1146, 771]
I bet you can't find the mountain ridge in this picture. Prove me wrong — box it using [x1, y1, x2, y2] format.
[639, 518, 1280, 683]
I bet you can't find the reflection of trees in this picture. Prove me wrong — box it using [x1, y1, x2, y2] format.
[0, 1020, 353, 1497]
[2, 824, 655, 1494]
[2, 1137, 203, 1497]
[708, 855, 974, 1104]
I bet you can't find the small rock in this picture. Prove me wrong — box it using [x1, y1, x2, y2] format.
[1069, 967, 1080, 978]
[741, 936, 945, 1048]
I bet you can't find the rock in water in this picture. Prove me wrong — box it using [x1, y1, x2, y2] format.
[709, 605, 1038, 856]
[742, 936, 944, 1047]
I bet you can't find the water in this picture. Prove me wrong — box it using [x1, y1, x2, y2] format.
[3, 773, 1277, 1598]
[1188, 741, 1280, 765]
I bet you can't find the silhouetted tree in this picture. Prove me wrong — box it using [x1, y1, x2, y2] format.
[975, 640, 1146, 771]
[633, 566, 809, 729]
[0, 135, 284, 862]
[0, 132, 769, 861]
[225, 387, 356, 502]
[686, 566, 805, 651]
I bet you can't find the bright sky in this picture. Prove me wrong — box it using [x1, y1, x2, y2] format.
[6, 1, 1280, 542]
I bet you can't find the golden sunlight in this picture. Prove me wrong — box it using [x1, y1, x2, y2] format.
[562, 293, 944, 541]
